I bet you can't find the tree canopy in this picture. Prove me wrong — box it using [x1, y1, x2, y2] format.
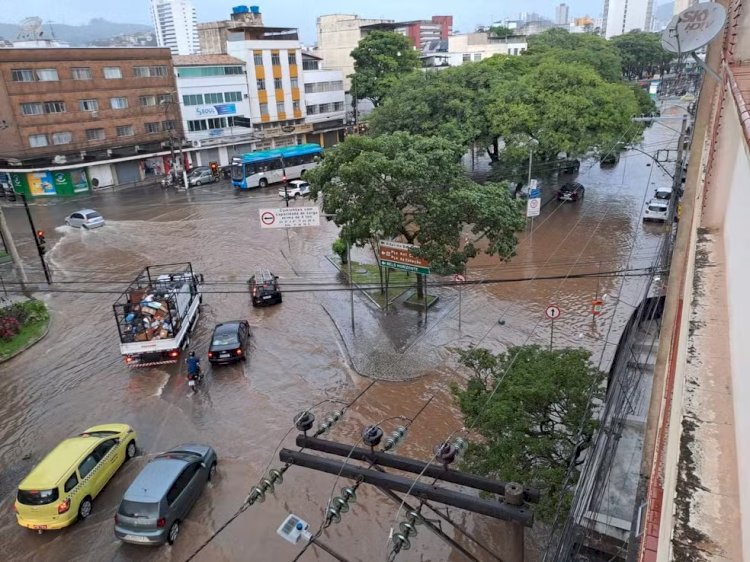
[350, 31, 421, 107]
[306, 132, 525, 274]
[452, 345, 606, 521]
[610, 31, 674, 80]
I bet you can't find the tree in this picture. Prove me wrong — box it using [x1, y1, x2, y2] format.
[489, 25, 514, 38]
[525, 28, 623, 82]
[350, 31, 421, 107]
[306, 133, 525, 296]
[610, 31, 674, 80]
[451, 345, 606, 521]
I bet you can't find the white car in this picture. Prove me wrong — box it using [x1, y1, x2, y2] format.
[278, 180, 311, 200]
[653, 186, 673, 201]
[643, 200, 669, 222]
[65, 209, 105, 229]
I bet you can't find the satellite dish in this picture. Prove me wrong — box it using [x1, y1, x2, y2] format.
[17, 17, 43, 40]
[661, 2, 727, 54]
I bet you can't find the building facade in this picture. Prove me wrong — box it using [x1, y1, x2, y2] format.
[0, 47, 184, 195]
[602, 0, 654, 38]
[360, 16, 454, 50]
[198, 4, 264, 55]
[556, 3, 570, 25]
[301, 53, 346, 147]
[150, 0, 200, 55]
[421, 33, 528, 68]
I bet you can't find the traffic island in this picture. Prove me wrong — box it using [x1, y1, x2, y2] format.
[0, 299, 50, 362]
[403, 293, 439, 310]
[326, 257, 415, 309]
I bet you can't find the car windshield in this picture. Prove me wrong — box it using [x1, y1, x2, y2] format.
[118, 500, 159, 518]
[654, 191, 671, 199]
[213, 332, 239, 346]
[85, 212, 102, 219]
[17, 488, 59, 505]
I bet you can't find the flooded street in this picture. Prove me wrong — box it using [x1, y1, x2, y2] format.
[0, 117, 679, 562]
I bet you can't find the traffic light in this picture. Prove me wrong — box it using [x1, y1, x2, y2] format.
[36, 230, 46, 255]
[209, 161, 219, 180]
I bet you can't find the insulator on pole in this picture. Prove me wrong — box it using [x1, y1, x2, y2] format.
[392, 532, 411, 551]
[250, 486, 265, 503]
[399, 521, 418, 537]
[331, 496, 349, 513]
[294, 410, 315, 433]
[362, 425, 384, 447]
[268, 468, 284, 485]
[341, 486, 358, 503]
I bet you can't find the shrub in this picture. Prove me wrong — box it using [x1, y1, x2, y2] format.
[332, 238, 348, 264]
[0, 315, 21, 341]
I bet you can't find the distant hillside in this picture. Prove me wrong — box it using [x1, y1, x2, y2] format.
[0, 18, 152, 45]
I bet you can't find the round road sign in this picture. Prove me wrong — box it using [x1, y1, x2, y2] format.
[261, 211, 276, 226]
[454, 273, 466, 283]
[545, 305, 561, 319]
[528, 198, 540, 210]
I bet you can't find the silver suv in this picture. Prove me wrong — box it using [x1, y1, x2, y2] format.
[114, 444, 217, 545]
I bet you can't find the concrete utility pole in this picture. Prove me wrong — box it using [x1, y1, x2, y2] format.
[0, 207, 29, 296]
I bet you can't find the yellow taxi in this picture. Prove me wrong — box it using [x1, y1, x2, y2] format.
[14, 423, 137, 531]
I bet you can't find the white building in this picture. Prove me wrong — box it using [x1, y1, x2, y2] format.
[602, 0, 654, 39]
[150, 0, 200, 55]
[301, 52, 346, 147]
[173, 54, 258, 164]
[556, 3, 570, 25]
[421, 33, 528, 68]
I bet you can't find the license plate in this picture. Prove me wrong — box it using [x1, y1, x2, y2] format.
[32, 524, 47, 530]
[124, 535, 151, 543]
[188, 380, 195, 387]
[262, 295, 272, 300]
[220, 352, 230, 358]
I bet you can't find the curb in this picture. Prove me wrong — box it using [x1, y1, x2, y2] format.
[0, 314, 51, 365]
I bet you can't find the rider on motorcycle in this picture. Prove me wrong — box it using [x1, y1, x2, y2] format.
[186, 351, 201, 380]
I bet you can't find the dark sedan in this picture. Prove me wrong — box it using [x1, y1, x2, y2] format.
[208, 320, 250, 365]
[557, 182, 585, 202]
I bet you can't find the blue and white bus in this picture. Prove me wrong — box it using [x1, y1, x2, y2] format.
[231, 144, 323, 189]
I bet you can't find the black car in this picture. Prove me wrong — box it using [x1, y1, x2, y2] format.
[248, 270, 282, 307]
[208, 320, 250, 365]
[557, 182, 585, 202]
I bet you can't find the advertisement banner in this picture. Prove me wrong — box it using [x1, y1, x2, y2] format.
[70, 169, 90, 192]
[53, 170, 72, 193]
[28, 171, 56, 196]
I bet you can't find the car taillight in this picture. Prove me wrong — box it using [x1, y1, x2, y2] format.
[208, 351, 213, 358]
[58, 499, 71, 514]
[168, 350, 179, 358]
[157, 517, 166, 528]
[236, 348, 243, 356]
[125, 356, 133, 363]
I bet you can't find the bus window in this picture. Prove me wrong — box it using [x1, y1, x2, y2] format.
[268, 158, 283, 171]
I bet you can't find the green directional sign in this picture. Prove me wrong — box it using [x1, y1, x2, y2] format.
[380, 259, 430, 276]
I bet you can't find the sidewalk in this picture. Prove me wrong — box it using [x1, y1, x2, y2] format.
[0, 176, 163, 207]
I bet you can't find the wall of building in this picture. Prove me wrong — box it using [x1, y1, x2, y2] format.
[302, 69, 345, 124]
[603, 0, 654, 38]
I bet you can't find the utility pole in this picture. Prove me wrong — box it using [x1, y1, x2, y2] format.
[20, 194, 51, 284]
[0, 207, 29, 295]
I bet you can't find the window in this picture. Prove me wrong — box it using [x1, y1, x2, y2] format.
[139, 95, 157, 106]
[35, 69, 58, 81]
[134, 65, 167, 77]
[292, 101, 300, 112]
[474, 53, 482, 61]
[175, 66, 242, 78]
[17, 488, 58, 505]
[158, 93, 173, 104]
[94, 440, 117, 459]
[253, 52, 263, 66]
[64, 473, 78, 493]
[306, 105, 317, 115]
[318, 103, 331, 113]
[302, 60, 319, 71]
[304, 83, 314, 94]
[11, 69, 34, 82]
[333, 101, 344, 111]
[271, 52, 281, 66]
[162, 120, 176, 131]
[103, 66, 122, 79]
[288, 52, 297, 65]
[187, 119, 208, 132]
[145, 122, 161, 133]
[183, 94, 203, 106]
[71, 67, 92, 80]
[224, 91, 242, 102]
[204, 92, 223, 104]
[207, 117, 226, 129]
[52, 132, 72, 145]
[290, 77, 298, 89]
[274, 78, 282, 90]
[259, 103, 268, 115]
[20, 102, 43, 115]
[256, 79, 265, 91]
[78, 454, 98, 478]
[166, 464, 199, 505]
[116, 125, 134, 137]
[86, 128, 105, 141]
[110, 97, 128, 109]
[462, 53, 471, 62]
[276, 102, 285, 114]
[79, 99, 99, 112]
[43, 101, 66, 113]
[29, 134, 48, 147]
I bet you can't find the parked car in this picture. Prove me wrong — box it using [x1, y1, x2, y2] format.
[208, 320, 250, 365]
[65, 209, 105, 229]
[557, 182, 585, 202]
[653, 186, 673, 201]
[3, 183, 17, 201]
[643, 199, 669, 222]
[278, 180, 311, 200]
[248, 269, 282, 307]
[187, 168, 217, 187]
[15, 424, 137, 531]
[114, 444, 217, 546]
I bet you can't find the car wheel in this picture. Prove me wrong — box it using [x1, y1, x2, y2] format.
[277, 295, 283, 304]
[240, 353, 247, 362]
[78, 497, 93, 520]
[125, 440, 137, 460]
[259, 178, 268, 188]
[65, 219, 70, 226]
[293, 193, 299, 200]
[167, 521, 179, 545]
[82, 224, 89, 230]
[208, 461, 217, 481]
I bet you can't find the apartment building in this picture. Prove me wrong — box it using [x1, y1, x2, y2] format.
[150, 0, 200, 55]
[602, 0, 654, 38]
[421, 32, 528, 68]
[198, 4, 264, 55]
[0, 47, 181, 195]
[360, 16, 454, 50]
[301, 52, 346, 147]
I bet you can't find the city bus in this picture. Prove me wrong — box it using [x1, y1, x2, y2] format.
[231, 144, 323, 189]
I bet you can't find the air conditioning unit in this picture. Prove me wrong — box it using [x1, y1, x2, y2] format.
[52, 155, 67, 164]
[191, 140, 201, 148]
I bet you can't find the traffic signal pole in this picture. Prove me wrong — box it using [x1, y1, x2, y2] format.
[20, 194, 51, 284]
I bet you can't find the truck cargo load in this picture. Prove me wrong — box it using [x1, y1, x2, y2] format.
[113, 263, 202, 366]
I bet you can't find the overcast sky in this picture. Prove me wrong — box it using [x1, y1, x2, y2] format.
[1, 1, 605, 44]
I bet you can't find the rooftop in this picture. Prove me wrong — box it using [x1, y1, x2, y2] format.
[172, 54, 245, 66]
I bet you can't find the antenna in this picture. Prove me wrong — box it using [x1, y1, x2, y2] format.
[660, 2, 726, 82]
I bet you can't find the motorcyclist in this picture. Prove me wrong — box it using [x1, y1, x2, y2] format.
[186, 351, 201, 380]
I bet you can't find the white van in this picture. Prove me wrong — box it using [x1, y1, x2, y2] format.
[643, 200, 669, 222]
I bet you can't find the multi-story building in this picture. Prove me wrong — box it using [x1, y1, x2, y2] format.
[150, 0, 200, 55]
[556, 3, 570, 25]
[198, 5, 264, 55]
[301, 52, 346, 147]
[421, 32, 528, 68]
[360, 16, 454, 50]
[316, 14, 395, 90]
[602, 0, 654, 38]
[173, 54, 258, 165]
[0, 47, 184, 196]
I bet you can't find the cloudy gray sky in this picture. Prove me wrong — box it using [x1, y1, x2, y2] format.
[1, 1, 605, 43]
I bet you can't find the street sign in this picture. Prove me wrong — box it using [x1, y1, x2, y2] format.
[529, 179, 538, 189]
[379, 240, 431, 276]
[592, 299, 604, 317]
[259, 207, 320, 229]
[545, 305, 561, 319]
[454, 273, 466, 283]
[527, 197, 541, 218]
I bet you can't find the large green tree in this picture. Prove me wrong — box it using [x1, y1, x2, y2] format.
[452, 345, 606, 521]
[306, 132, 525, 294]
[611, 31, 674, 80]
[350, 31, 421, 107]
